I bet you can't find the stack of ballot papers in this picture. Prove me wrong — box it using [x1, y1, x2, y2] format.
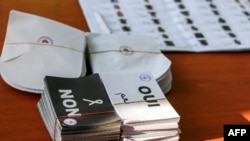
[99, 73, 180, 141]
[37, 74, 121, 141]
[37, 73, 180, 141]
[86, 33, 173, 94]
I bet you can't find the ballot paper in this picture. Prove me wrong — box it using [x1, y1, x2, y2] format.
[0, 10, 86, 93]
[99, 73, 180, 141]
[38, 73, 180, 141]
[79, 0, 250, 52]
[37, 74, 121, 141]
[86, 33, 173, 94]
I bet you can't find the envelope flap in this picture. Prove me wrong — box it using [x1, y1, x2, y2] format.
[1, 44, 32, 62]
[86, 34, 171, 79]
[86, 33, 161, 53]
[1, 10, 86, 61]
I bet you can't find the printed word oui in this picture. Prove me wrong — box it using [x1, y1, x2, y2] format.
[138, 86, 160, 107]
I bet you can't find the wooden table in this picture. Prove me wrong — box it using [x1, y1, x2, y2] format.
[0, 1, 250, 141]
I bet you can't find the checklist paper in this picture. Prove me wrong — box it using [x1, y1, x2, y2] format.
[79, 0, 250, 52]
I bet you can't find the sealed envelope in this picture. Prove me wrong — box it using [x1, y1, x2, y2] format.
[86, 33, 171, 80]
[86, 33, 172, 93]
[0, 10, 86, 93]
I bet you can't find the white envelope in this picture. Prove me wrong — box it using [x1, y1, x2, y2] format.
[0, 10, 86, 93]
[86, 33, 171, 80]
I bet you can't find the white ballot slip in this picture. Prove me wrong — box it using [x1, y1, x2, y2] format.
[99, 72, 180, 140]
[99, 72, 180, 123]
[0, 10, 86, 93]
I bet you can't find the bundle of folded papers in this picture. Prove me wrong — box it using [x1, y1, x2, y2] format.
[38, 73, 180, 141]
[38, 74, 121, 141]
[99, 73, 180, 141]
